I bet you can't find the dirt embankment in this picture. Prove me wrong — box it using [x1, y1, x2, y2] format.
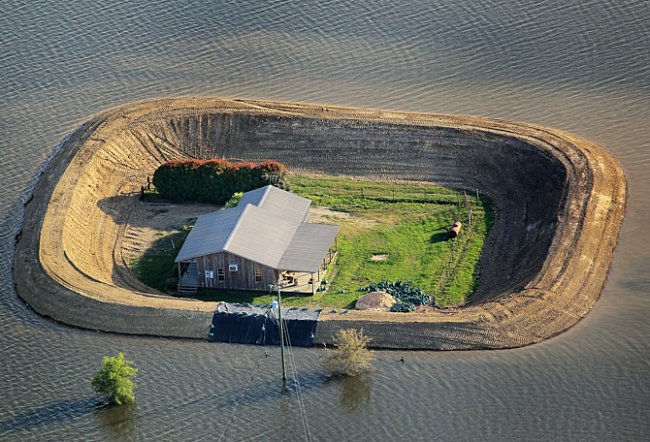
[13, 97, 626, 349]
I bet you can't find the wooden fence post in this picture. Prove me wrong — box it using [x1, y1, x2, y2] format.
[464, 191, 472, 226]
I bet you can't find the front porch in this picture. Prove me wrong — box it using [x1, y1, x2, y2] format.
[279, 247, 338, 295]
[177, 262, 198, 293]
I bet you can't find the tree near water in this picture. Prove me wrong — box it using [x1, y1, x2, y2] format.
[91, 352, 138, 405]
[324, 329, 373, 377]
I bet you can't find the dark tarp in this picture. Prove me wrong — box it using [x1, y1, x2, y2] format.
[208, 302, 321, 347]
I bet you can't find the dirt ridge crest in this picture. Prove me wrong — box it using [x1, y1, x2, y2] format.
[14, 97, 626, 349]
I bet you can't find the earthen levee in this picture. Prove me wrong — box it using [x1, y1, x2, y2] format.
[13, 97, 626, 348]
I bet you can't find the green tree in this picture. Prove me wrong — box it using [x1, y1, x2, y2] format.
[91, 352, 138, 405]
[324, 329, 373, 376]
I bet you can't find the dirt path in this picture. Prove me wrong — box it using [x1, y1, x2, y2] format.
[13, 97, 626, 348]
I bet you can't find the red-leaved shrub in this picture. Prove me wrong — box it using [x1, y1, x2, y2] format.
[152, 159, 289, 204]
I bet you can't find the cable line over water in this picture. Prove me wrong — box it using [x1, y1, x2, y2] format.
[283, 316, 312, 442]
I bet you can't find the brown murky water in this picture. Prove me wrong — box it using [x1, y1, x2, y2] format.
[1, 1, 648, 440]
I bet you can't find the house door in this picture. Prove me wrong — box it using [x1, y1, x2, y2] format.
[204, 269, 214, 288]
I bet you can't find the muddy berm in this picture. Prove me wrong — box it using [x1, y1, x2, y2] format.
[14, 97, 627, 349]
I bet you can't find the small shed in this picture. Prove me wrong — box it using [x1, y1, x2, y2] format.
[175, 185, 339, 295]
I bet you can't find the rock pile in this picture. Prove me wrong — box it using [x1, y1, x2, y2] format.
[356, 291, 396, 311]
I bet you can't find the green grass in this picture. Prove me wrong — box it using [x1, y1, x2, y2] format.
[130, 174, 492, 308]
[290, 174, 492, 307]
[129, 230, 187, 292]
[189, 289, 312, 306]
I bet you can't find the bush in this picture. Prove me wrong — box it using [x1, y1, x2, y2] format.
[324, 329, 372, 376]
[91, 352, 138, 405]
[224, 192, 243, 209]
[152, 159, 289, 204]
[165, 277, 178, 290]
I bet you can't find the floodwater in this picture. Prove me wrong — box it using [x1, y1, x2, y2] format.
[1, 1, 648, 440]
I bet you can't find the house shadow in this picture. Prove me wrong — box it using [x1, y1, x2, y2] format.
[119, 227, 188, 292]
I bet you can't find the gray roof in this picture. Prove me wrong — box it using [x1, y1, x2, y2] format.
[175, 185, 339, 272]
[278, 223, 340, 271]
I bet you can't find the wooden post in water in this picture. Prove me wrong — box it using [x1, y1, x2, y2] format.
[276, 285, 287, 386]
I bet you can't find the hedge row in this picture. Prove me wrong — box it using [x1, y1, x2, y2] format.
[152, 159, 289, 204]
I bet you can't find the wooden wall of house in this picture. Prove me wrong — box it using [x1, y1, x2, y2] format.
[195, 251, 279, 291]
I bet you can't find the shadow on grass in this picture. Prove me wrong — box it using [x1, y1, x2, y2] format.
[429, 231, 449, 244]
[343, 299, 357, 309]
[130, 230, 188, 292]
[189, 288, 317, 307]
[187, 288, 270, 303]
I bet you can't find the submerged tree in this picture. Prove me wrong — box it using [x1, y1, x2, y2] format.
[91, 352, 138, 405]
[324, 329, 373, 377]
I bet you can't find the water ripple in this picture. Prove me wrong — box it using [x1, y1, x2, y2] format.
[0, 0, 648, 440]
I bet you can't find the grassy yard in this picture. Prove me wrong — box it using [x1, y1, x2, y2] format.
[130, 174, 492, 308]
[291, 174, 492, 307]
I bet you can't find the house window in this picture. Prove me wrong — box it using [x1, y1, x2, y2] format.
[255, 268, 262, 282]
[217, 269, 225, 281]
[229, 262, 238, 272]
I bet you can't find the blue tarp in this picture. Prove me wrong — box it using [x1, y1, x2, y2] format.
[208, 302, 321, 347]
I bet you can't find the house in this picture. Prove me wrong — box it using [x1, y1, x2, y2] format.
[175, 185, 339, 294]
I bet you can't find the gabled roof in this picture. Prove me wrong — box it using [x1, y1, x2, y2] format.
[278, 223, 340, 271]
[175, 185, 339, 272]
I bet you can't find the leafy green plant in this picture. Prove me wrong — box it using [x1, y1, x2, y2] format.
[224, 192, 243, 209]
[324, 329, 373, 376]
[165, 277, 178, 290]
[91, 352, 138, 405]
